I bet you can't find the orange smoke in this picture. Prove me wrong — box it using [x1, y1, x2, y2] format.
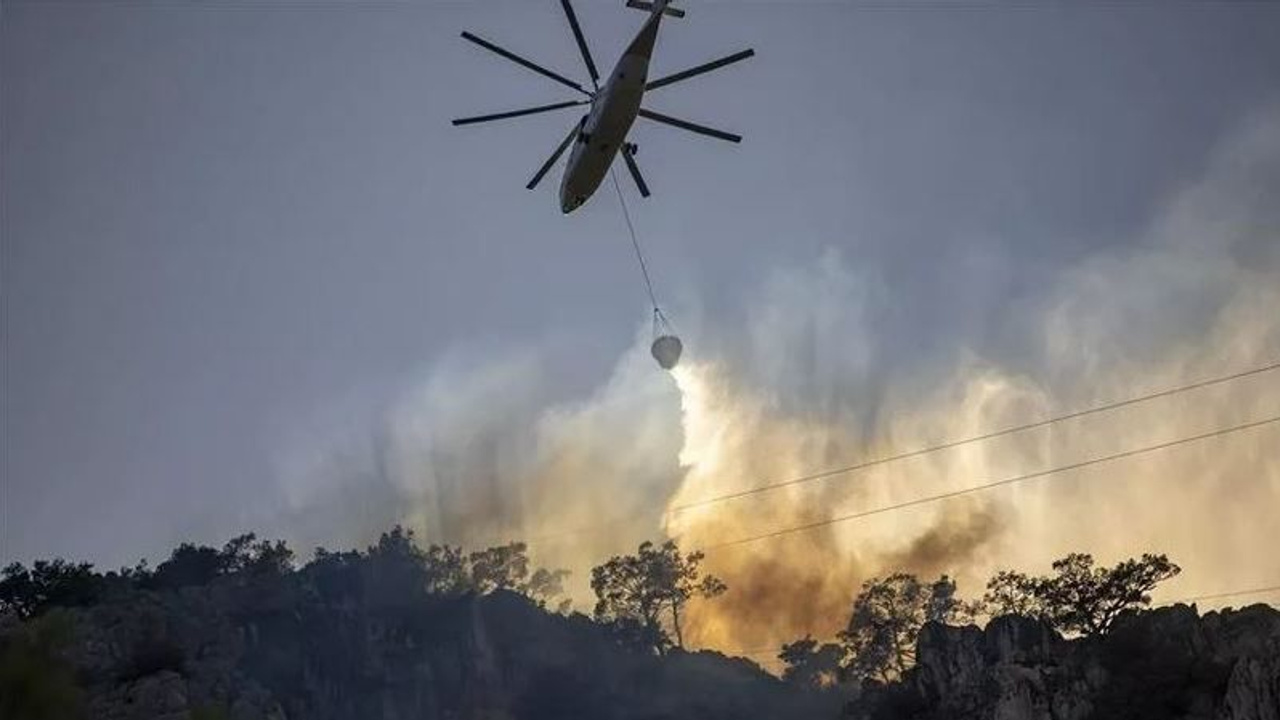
[278, 109, 1280, 667]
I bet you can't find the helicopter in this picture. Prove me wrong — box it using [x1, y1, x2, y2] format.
[452, 0, 754, 214]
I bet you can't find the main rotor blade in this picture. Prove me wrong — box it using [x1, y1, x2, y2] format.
[622, 145, 651, 198]
[461, 31, 590, 96]
[453, 100, 587, 127]
[527, 119, 583, 191]
[646, 49, 756, 91]
[559, 0, 600, 88]
[637, 108, 742, 143]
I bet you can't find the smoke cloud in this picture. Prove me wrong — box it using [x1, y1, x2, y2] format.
[273, 108, 1280, 658]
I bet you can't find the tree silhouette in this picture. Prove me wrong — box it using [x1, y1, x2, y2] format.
[362, 526, 435, 606]
[150, 543, 224, 590]
[983, 569, 1043, 618]
[220, 534, 295, 576]
[983, 552, 1181, 636]
[219, 534, 258, 572]
[422, 544, 471, 595]
[147, 534, 294, 591]
[590, 540, 726, 654]
[468, 542, 531, 594]
[591, 546, 668, 653]
[778, 635, 846, 689]
[0, 561, 103, 619]
[656, 541, 727, 649]
[838, 574, 973, 682]
[244, 539, 295, 576]
[522, 567, 572, 613]
[303, 547, 364, 604]
[357, 526, 568, 605]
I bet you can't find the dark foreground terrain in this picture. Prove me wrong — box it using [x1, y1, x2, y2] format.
[2, 535, 1277, 720]
[4, 582, 1279, 719]
[2, 575, 839, 720]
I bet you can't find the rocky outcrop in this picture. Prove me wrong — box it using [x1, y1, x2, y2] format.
[857, 604, 1280, 720]
[910, 615, 1090, 720]
[1220, 657, 1280, 720]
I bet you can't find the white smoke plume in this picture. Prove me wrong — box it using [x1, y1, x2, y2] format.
[273, 108, 1280, 656]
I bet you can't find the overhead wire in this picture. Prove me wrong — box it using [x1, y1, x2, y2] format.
[473, 408, 1279, 566]
[1162, 584, 1280, 606]
[669, 360, 1280, 513]
[477, 359, 1279, 548]
[698, 414, 1279, 550]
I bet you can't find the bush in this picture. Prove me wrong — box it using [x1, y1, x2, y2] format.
[0, 611, 85, 719]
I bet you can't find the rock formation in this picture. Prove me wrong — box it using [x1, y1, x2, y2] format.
[848, 604, 1280, 720]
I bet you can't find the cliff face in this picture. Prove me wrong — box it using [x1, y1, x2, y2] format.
[853, 604, 1280, 720]
[9, 577, 835, 720]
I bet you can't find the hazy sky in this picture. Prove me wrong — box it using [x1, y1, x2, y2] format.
[4, 0, 1279, 573]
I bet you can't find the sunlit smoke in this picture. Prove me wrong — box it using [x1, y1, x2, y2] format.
[653, 107, 1280, 654]
[273, 108, 1280, 662]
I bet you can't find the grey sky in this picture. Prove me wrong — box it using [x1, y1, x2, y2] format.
[3, 0, 1279, 568]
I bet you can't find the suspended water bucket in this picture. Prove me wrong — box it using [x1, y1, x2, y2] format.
[651, 334, 683, 370]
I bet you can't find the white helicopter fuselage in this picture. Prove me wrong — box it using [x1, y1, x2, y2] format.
[559, 11, 663, 214]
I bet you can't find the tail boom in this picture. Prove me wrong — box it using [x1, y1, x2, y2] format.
[625, 0, 685, 18]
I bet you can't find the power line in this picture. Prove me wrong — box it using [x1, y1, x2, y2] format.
[670, 360, 1280, 513]
[499, 360, 1279, 548]
[1162, 584, 1280, 606]
[698, 414, 1279, 550]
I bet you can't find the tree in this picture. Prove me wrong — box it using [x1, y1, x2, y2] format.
[0, 564, 37, 619]
[982, 569, 1044, 618]
[303, 547, 364, 604]
[219, 534, 258, 573]
[590, 540, 726, 654]
[146, 534, 295, 591]
[925, 575, 979, 623]
[361, 527, 570, 602]
[220, 534, 295, 577]
[837, 574, 973, 683]
[592, 548, 667, 654]
[468, 542, 572, 610]
[779, 636, 847, 689]
[468, 542, 530, 594]
[982, 553, 1181, 636]
[523, 567, 572, 613]
[149, 543, 224, 590]
[651, 541, 726, 649]
[242, 539, 295, 576]
[98, 560, 152, 601]
[422, 544, 471, 595]
[362, 527, 473, 598]
[0, 560, 104, 619]
[363, 526, 434, 605]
